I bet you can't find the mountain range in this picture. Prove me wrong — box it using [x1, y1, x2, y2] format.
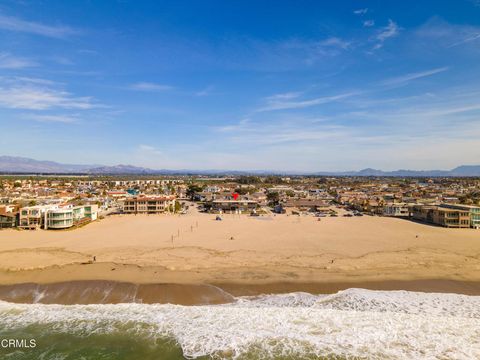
[1, 156, 480, 177]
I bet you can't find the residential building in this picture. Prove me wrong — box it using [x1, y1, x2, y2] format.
[439, 204, 480, 229]
[283, 199, 330, 212]
[433, 207, 470, 228]
[45, 208, 74, 229]
[208, 199, 258, 213]
[123, 196, 176, 214]
[84, 204, 99, 221]
[412, 204, 471, 228]
[19, 205, 51, 229]
[0, 213, 15, 229]
[382, 203, 410, 217]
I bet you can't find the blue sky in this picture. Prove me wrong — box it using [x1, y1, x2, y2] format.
[1, 0, 480, 171]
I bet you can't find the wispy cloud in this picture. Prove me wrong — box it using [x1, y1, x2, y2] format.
[138, 144, 163, 155]
[258, 91, 358, 111]
[0, 77, 99, 110]
[415, 17, 480, 49]
[354, 8, 368, 15]
[447, 32, 480, 47]
[363, 20, 375, 27]
[23, 114, 79, 123]
[195, 85, 214, 96]
[265, 92, 302, 101]
[209, 84, 480, 171]
[382, 67, 449, 86]
[130, 82, 173, 92]
[373, 20, 400, 49]
[0, 52, 37, 69]
[0, 13, 78, 38]
[7, 77, 57, 86]
[318, 37, 351, 50]
[215, 117, 350, 146]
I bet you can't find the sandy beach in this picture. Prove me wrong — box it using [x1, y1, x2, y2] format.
[0, 211, 479, 295]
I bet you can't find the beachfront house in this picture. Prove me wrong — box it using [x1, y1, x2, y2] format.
[18, 204, 99, 230]
[123, 196, 176, 214]
[283, 199, 330, 213]
[206, 199, 258, 213]
[19, 205, 52, 229]
[382, 203, 410, 217]
[0, 213, 16, 229]
[411, 204, 475, 228]
[44, 204, 99, 230]
[438, 204, 480, 229]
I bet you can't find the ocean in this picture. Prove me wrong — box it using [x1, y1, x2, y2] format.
[0, 288, 479, 359]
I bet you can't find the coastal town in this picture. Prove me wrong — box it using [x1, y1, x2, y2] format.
[1, 175, 479, 230]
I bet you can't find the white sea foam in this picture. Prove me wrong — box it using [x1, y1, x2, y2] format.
[1, 288, 479, 359]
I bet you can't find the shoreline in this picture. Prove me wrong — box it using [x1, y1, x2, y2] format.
[1, 261, 480, 305]
[1, 259, 480, 285]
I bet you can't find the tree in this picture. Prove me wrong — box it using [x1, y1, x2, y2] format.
[186, 184, 203, 200]
[237, 176, 260, 184]
[266, 191, 280, 205]
[234, 187, 249, 195]
[174, 201, 182, 213]
[265, 176, 284, 184]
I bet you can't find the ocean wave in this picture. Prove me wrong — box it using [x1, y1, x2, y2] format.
[1, 289, 479, 359]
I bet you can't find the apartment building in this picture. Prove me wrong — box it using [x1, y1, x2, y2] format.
[45, 208, 74, 229]
[433, 207, 470, 228]
[123, 196, 176, 214]
[0, 213, 15, 229]
[208, 199, 258, 213]
[44, 205, 98, 230]
[440, 204, 480, 229]
[18, 204, 99, 230]
[84, 205, 99, 221]
[412, 204, 471, 228]
[382, 203, 410, 217]
[19, 205, 51, 229]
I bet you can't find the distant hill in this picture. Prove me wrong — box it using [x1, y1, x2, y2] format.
[0, 156, 96, 173]
[86, 164, 156, 175]
[1, 155, 480, 176]
[325, 165, 480, 177]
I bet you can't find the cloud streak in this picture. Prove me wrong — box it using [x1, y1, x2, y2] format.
[0, 78, 99, 110]
[363, 20, 375, 27]
[374, 20, 400, 49]
[382, 67, 449, 86]
[0, 13, 78, 38]
[130, 82, 173, 92]
[354, 8, 368, 15]
[23, 114, 79, 123]
[258, 91, 358, 111]
[0, 52, 37, 69]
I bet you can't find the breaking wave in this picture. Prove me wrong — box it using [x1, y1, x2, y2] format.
[1, 288, 479, 359]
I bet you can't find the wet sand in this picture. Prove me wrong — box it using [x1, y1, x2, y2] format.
[1, 279, 480, 306]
